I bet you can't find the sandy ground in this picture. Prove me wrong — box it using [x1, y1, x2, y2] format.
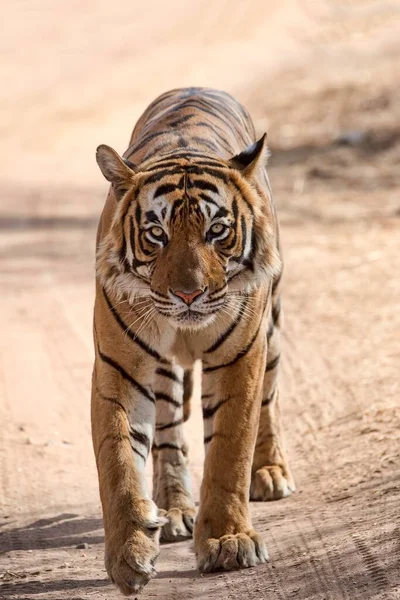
[1, 2, 400, 598]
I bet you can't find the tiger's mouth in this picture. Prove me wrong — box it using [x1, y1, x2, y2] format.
[156, 305, 219, 329]
[150, 286, 226, 329]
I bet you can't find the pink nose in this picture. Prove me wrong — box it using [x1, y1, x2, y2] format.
[172, 289, 204, 305]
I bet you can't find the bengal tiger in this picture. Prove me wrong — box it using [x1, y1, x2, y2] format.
[92, 87, 295, 595]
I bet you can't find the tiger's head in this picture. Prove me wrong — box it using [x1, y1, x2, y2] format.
[96, 137, 280, 330]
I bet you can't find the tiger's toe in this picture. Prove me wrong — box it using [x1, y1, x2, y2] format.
[250, 465, 295, 501]
[160, 507, 196, 542]
[197, 531, 268, 572]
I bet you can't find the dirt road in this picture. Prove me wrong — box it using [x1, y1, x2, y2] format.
[1, 2, 399, 599]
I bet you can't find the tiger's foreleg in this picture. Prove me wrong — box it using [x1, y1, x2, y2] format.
[152, 362, 196, 542]
[194, 335, 269, 572]
[251, 296, 295, 500]
[91, 348, 166, 596]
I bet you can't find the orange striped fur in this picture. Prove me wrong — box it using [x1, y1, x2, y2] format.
[92, 87, 294, 595]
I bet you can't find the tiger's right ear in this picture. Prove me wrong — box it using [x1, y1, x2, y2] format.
[96, 144, 136, 200]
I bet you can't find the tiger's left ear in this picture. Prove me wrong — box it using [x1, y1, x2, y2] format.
[228, 133, 269, 178]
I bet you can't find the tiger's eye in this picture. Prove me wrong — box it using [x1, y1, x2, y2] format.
[210, 223, 224, 234]
[150, 226, 164, 238]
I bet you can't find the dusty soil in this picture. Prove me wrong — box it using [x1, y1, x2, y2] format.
[0, 2, 399, 599]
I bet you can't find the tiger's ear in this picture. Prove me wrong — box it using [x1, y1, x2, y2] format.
[96, 144, 136, 199]
[228, 134, 269, 178]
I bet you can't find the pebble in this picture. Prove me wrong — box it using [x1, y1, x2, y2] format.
[76, 542, 89, 549]
[336, 130, 367, 146]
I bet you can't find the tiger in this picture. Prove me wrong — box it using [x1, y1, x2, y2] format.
[92, 87, 295, 596]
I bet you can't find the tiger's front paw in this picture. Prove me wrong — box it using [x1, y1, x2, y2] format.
[160, 507, 196, 542]
[105, 509, 167, 596]
[196, 531, 269, 573]
[250, 465, 295, 501]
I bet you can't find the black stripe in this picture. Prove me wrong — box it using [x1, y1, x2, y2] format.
[195, 121, 232, 153]
[130, 429, 151, 453]
[204, 100, 248, 145]
[135, 206, 152, 257]
[155, 417, 184, 431]
[118, 190, 138, 265]
[182, 97, 248, 145]
[97, 433, 131, 458]
[188, 179, 218, 194]
[155, 392, 181, 407]
[209, 284, 228, 298]
[126, 129, 178, 158]
[170, 198, 184, 222]
[201, 94, 246, 132]
[213, 207, 229, 219]
[202, 397, 230, 419]
[169, 101, 239, 139]
[205, 296, 248, 353]
[230, 178, 254, 216]
[96, 386, 127, 414]
[98, 432, 147, 461]
[191, 136, 219, 152]
[152, 297, 174, 307]
[169, 113, 196, 127]
[187, 165, 228, 183]
[97, 345, 155, 404]
[204, 434, 213, 444]
[132, 446, 147, 461]
[153, 442, 181, 451]
[265, 354, 280, 372]
[240, 227, 257, 271]
[102, 288, 161, 360]
[144, 210, 160, 224]
[141, 141, 174, 160]
[236, 215, 247, 261]
[143, 167, 185, 186]
[261, 393, 274, 407]
[155, 367, 183, 384]
[144, 90, 177, 118]
[145, 150, 226, 168]
[151, 289, 170, 300]
[144, 160, 183, 172]
[189, 159, 229, 169]
[203, 304, 266, 373]
[225, 198, 239, 250]
[154, 180, 184, 198]
[198, 192, 220, 208]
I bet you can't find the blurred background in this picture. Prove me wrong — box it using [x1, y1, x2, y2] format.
[1, 2, 399, 599]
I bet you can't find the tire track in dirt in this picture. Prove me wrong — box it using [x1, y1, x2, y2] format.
[277, 323, 395, 599]
[350, 530, 389, 594]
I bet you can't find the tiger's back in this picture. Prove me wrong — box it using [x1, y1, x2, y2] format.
[128, 87, 256, 160]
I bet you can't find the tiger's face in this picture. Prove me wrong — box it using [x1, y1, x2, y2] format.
[96, 139, 280, 330]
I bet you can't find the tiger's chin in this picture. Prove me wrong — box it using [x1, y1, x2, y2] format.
[163, 310, 217, 331]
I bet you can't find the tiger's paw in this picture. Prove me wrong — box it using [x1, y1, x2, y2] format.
[196, 531, 269, 572]
[105, 512, 167, 596]
[250, 465, 295, 501]
[160, 507, 196, 542]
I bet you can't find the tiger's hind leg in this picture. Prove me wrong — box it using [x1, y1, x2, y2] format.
[251, 292, 295, 501]
[152, 363, 196, 542]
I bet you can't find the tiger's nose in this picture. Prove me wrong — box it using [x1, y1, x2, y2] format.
[171, 288, 205, 305]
